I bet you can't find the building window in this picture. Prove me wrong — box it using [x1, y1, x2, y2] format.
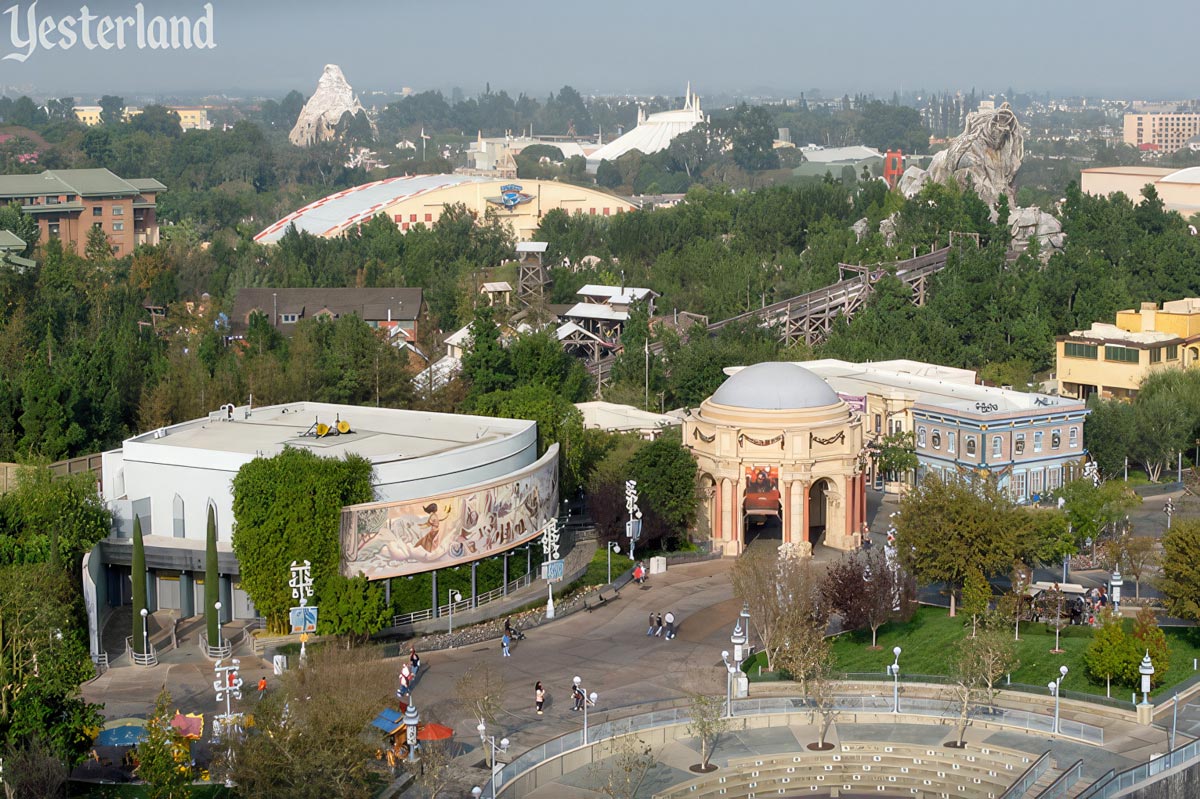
[280, 314, 298, 324]
[589, 208, 596, 215]
[603, 207, 610, 216]
[1051, 430, 1061, 449]
[112, 222, 124, 231]
[1104, 345, 1140, 364]
[424, 213, 432, 222]
[947, 431, 956, 454]
[112, 206, 123, 216]
[891, 419, 903, 435]
[410, 214, 417, 222]
[1151, 348, 1162, 364]
[965, 436, 977, 456]
[992, 436, 1002, 460]
[1031, 469, 1044, 497]
[917, 427, 926, 447]
[874, 413, 881, 433]
[92, 206, 103, 216]
[394, 214, 402, 222]
[1168, 344, 1179, 360]
[1034, 431, 1044, 453]
[931, 430, 941, 449]
[48, 222, 59, 237]
[1064, 342, 1098, 359]
[1012, 471, 1027, 500]
[1048, 466, 1063, 491]
[1069, 427, 1079, 448]
[401, 222, 409, 231]
[1015, 433, 1026, 454]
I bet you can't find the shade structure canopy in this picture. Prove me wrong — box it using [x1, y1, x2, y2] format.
[171, 712, 204, 740]
[95, 725, 148, 747]
[418, 723, 455, 741]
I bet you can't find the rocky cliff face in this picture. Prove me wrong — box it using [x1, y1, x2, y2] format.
[289, 64, 375, 147]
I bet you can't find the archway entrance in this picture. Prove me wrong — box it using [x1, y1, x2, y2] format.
[1190, 346, 1200, 366]
[744, 466, 782, 548]
[808, 479, 831, 547]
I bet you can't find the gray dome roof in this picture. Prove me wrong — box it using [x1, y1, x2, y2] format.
[710, 362, 839, 410]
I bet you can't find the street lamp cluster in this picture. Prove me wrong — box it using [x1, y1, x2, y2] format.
[718, 603, 752, 718]
[888, 646, 902, 713]
[573, 675, 599, 743]
[1048, 665, 1068, 734]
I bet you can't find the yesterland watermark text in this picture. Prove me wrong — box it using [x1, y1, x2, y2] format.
[3, 1, 215, 63]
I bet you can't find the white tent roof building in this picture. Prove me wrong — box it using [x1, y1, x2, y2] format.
[586, 86, 706, 172]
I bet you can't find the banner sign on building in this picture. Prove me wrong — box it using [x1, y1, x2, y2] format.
[339, 446, 559, 580]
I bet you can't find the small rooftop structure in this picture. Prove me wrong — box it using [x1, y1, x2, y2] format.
[712, 362, 840, 411]
[575, 401, 681, 440]
[228, 287, 422, 339]
[586, 86, 705, 172]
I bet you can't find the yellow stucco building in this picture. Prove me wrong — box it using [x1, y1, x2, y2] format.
[1056, 299, 1200, 400]
[255, 175, 636, 244]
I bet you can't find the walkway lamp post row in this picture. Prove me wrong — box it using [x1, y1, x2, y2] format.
[573, 675, 599, 744]
[1048, 665, 1068, 734]
[471, 720, 510, 799]
[721, 650, 738, 718]
[447, 589, 462, 635]
[888, 646, 902, 713]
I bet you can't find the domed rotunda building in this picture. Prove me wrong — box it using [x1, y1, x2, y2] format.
[684, 363, 868, 556]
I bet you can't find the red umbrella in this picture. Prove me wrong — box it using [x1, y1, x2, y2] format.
[417, 723, 455, 741]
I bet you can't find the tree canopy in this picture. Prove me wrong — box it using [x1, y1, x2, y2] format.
[231, 447, 374, 633]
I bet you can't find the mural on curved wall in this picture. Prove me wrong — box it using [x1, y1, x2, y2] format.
[339, 445, 559, 579]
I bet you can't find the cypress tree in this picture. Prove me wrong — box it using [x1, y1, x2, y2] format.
[205, 505, 220, 647]
[131, 515, 147, 654]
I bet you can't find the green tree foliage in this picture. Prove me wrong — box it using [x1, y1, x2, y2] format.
[961, 567, 991, 638]
[135, 688, 193, 798]
[894, 473, 1029, 615]
[874, 430, 918, 478]
[461, 305, 514, 401]
[1159, 519, 1200, 622]
[132, 515, 147, 654]
[1084, 608, 1136, 695]
[231, 448, 374, 633]
[205, 506, 219, 647]
[626, 437, 698, 549]
[0, 563, 103, 767]
[98, 95, 125, 126]
[317, 574, 389, 647]
[472, 384, 587, 492]
[0, 465, 110, 567]
[1129, 606, 1169, 689]
[1052, 478, 1140, 545]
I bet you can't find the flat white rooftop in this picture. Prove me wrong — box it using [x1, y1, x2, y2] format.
[132, 402, 531, 462]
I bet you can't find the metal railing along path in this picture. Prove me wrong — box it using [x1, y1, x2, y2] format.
[1034, 759, 1085, 799]
[124, 636, 157, 667]
[492, 692, 1104, 797]
[1076, 736, 1200, 798]
[390, 573, 534, 627]
[998, 751, 1051, 799]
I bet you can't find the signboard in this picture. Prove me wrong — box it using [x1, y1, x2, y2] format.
[744, 465, 780, 515]
[625, 519, 642, 541]
[486, 183, 534, 209]
[340, 446, 559, 579]
[542, 559, 565, 583]
[289, 606, 318, 635]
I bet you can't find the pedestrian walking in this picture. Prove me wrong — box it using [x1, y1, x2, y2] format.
[504, 617, 513, 637]
[633, 563, 645, 585]
[572, 683, 585, 711]
[397, 664, 412, 697]
[646, 612, 657, 636]
[257, 676, 267, 700]
[409, 647, 421, 677]
[655, 612, 664, 636]
[535, 681, 545, 715]
[502, 632, 511, 657]
[665, 611, 676, 640]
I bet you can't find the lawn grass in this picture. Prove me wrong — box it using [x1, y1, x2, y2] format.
[744, 606, 1200, 700]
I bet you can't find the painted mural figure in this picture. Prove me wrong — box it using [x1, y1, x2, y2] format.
[339, 447, 560, 579]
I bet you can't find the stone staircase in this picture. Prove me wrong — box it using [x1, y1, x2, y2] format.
[1023, 758, 1088, 798]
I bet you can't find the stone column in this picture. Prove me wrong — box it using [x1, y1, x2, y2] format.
[801, 481, 811, 543]
[729, 475, 739, 551]
[714, 478, 725, 543]
[777, 479, 787, 542]
[180, 572, 195, 618]
[844, 474, 855, 541]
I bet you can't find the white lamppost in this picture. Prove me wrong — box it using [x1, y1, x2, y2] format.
[888, 646, 902, 713]
[573, 676, 599, 744]
[447, 590, 462, 635]
[625, 480, 641, 559]
[140, 607, 149, 656]
[1111, 568, 1123, 615]
[476, 721, 509, 793]
[1165, 498, 1175, 530]
[1139, 651, 1155, 706]
[212, 601, 223, 651]
[607, 541, 621, 585]
[721, 650, 738, 718]
[1048, 665, 1068, 734]
[404, 701, 420, 764]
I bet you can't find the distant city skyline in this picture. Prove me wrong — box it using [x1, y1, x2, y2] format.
[0, 0, 1194, 101]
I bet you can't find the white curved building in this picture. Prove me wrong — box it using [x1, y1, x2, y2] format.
[1081, 165, 1200, 217]
[586, 88, 706, 172]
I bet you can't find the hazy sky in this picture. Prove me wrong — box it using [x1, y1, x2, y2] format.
[0, 0, 1193, 100]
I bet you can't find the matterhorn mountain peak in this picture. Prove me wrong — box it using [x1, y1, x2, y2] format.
[289, 63, 375, 147]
